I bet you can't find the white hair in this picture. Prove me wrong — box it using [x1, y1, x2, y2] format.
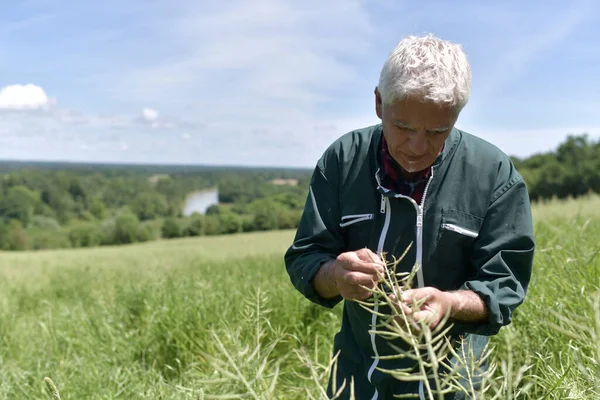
[378, 34, 471, 111]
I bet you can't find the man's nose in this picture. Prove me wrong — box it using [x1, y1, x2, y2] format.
[408, 132, 428, 156]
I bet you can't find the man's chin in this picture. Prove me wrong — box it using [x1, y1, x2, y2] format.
[400, 162, 427, 174]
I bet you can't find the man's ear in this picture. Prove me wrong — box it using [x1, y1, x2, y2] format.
[374, 87, 383, 119]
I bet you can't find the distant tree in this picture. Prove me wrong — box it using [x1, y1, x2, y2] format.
[68, 222, 103, 248]
[89, 196, 107, 219]
[242, 215, 256, 232]
[98, 219, 116, 245]
[218, 210, 242, 234]
[249, 199, 279, 231]
[0, 186, 39, 226]
[0, 221, 7, 250]
[204, 215, 221, 236]
[102, 178, 144, 209]
[29, 215, 61, 232]
[35, 202, 58, 220]
[517, 134, 600, 200]
[205, 204, 221, 216]
[131, 192, 168, 221]
[230, 201, 249, 215]
[155, 177, 178, 199]
[113, 211, 140, 244]
[278, 194, 301, 210]
[277, 209, 302, 230]
[1, 219, 29, 250]
[161, 217, 182, 239]
[40, 184, 75, 223]
[68, 177, 87, 203]
[184, 213, 205, 236]
[138, 221, 160, 242]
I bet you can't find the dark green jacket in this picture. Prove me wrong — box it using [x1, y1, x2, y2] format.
[284, 124, 535, 399]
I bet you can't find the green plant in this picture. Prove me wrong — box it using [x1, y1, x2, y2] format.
[44, 377, 62, 400]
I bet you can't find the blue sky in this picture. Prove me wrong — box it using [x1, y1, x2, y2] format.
[0, 0, 598, 167]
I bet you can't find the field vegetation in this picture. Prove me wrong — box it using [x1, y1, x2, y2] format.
[0, 195, 598, 399]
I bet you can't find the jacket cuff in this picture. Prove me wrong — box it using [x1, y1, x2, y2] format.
[452, 281, 506, 336]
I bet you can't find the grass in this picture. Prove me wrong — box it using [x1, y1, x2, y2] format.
[0, 196, 598, 399]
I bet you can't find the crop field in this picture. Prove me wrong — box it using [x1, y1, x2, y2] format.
[0, 196, 598, 399]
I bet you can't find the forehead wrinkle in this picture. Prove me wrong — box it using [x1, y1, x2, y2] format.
[394, 119, 450, 132]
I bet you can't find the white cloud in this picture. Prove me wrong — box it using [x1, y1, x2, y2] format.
[0, 84, 53, 111]
[120, 142, 129, 151]
[181, 132, 191, 140]
[142, 107, 159, 122]
[137, 107, 185, 129]
[140, 107, 161, 128]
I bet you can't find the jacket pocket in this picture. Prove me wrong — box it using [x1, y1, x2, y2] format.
[433, 209, 484, 287]
[340, 212, 377, 251]
[339, 213, 374, 228]
[437, 209, 483, 243]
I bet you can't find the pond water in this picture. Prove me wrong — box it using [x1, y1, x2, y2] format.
[182, 187, 219, 216]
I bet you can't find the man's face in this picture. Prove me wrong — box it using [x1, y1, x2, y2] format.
[375, 89, 458, 176]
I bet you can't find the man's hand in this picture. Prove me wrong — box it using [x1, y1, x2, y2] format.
[392, 287, 489, 330]
[392, 287, 455, 330]
[313, 248, 385, 301]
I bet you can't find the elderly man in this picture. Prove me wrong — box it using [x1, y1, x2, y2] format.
[284, 34, 535, 399]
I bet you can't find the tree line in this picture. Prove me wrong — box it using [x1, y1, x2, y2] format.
[0, 163, 311, 251]
[512, 134, 600, 201]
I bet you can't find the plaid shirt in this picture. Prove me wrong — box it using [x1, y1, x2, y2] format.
[380, 136, 432, 205]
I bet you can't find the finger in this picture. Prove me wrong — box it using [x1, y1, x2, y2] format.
[345, 288, 375, 301]
[393, 314, 422, 334]
[353, 290, 375, 301]
[401, 288, 433, 303]
[342, 261, 385, 276]
[338, 251, 384, 275]
[400, 302, 412, 315]
[412, 310, 441, 326]
[413, 311, 444, 330]
[342, 271, 379, 286]
[356, 248, 385, 265]
[389, 294, 413, 315]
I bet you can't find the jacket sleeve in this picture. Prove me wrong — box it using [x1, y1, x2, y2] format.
[284, 158, 347, 309]
[458, 174, 535, 336]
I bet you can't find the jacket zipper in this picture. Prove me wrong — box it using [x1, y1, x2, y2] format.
[366, 196, 391, 400]
[415, 170, 435, 400]
[416, 166, 435, 288]
[368, 167, 435, 399]
[393, 166, 435, 288]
